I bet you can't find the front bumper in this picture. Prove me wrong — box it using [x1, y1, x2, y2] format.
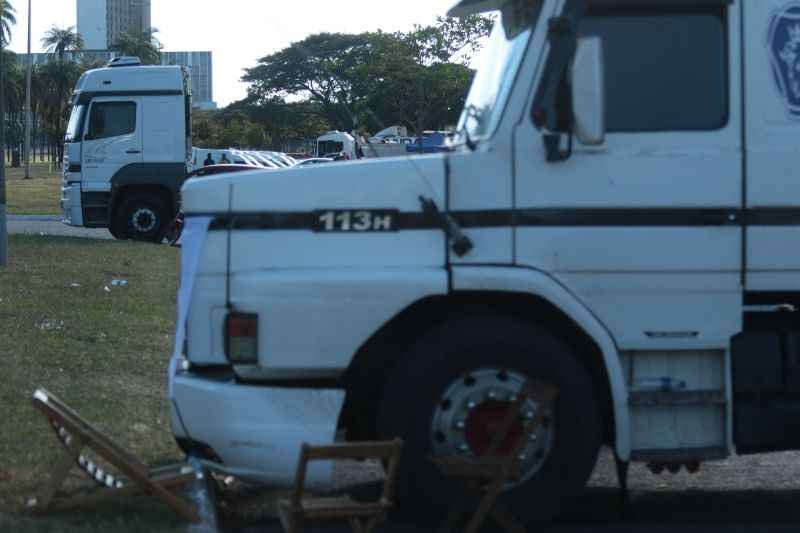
[60, 181, 83, 226]
[171, 372, 345, 488]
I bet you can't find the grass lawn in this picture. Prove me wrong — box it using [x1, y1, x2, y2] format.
[0, 235, 189, 531]
[4, 163, 62, 216]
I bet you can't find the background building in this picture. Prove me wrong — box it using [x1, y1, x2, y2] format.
[161, 51, 214, 109]
[77, 0, 151, 50]
[23, 50, 216, 109]
[68, 1, 215, 108]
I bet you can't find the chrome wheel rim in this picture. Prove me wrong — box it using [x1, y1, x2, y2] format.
[131, 207, 157, 233]
[430, 368, 556, 487]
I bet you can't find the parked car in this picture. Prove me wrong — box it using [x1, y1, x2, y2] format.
[166, 164, 261, 245]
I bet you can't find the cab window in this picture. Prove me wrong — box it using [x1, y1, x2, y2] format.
[86, 101, 137, 140]
[578, 5, 728, 132]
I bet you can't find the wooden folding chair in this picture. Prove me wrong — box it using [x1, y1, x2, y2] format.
[277, 439, 404, 533]
[430, 379, 559, 533]
[29, 388, 201, 523]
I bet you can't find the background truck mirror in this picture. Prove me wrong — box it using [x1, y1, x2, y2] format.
[570, 36, 606, 146]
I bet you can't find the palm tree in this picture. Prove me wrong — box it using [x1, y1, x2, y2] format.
[42, 26, 84, 60]
[110, 27, 162, 65]
[0, 0, 15, 46]
[35, 59, 82, 163]
[38, 27, 85, 164]
[1, 1, 17, 166]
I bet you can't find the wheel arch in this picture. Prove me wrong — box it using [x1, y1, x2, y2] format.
[109, 162, 185, 218]
[340, 266, 630, 460]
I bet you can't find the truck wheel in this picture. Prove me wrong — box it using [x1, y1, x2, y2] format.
[376, 316, 601, 524]
[114, 194, 169, 243]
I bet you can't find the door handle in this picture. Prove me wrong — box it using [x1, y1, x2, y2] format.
[126, 149, 141, 154]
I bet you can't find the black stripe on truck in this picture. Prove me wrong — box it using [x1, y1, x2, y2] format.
[201, 207, 753, 231]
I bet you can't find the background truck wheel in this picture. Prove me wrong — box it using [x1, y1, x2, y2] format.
[376, 316, 602, 525]
[114, 194, 169, 243]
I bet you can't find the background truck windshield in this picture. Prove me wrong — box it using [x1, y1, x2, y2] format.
[457, 5, 539, 140]
[318, 140, 344, 155]
[65, 105, 86, 142]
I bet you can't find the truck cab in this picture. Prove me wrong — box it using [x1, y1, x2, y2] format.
[170, 0, 800, 524]
[62, 57, 192, 241]
[315, 130, 360, 160]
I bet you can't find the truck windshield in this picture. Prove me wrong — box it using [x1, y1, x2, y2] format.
[318, 140, 344, 155]
[457, 8, 538, 140]
[65, 104, 86, 142]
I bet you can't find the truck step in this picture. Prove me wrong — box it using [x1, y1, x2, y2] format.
[628, 389, 726, 407]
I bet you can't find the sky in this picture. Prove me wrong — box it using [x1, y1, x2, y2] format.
[5, 0, 460, 107]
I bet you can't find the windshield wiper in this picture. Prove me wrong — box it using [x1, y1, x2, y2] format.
[419, 196, 473, 257]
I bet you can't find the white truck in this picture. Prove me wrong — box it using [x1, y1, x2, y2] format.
[169, 0, 800, 523]
[61, 57, 192, 241]
[315, 130, 360, 160]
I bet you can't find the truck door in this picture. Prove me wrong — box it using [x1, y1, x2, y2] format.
[514, 2, 743, 454]
[743, 1, 800, 292]
[81, 98, 142, 190]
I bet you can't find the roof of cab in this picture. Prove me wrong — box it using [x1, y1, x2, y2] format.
[448, 0, 504, 17]
[75, 64, 185, 95]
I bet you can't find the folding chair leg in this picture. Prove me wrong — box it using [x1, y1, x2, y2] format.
[37, 436, 83, 510]
[462, 482, 505, 533]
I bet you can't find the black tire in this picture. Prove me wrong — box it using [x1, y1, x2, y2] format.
[113, 194, 169, 243]
[376, 316, 602, 525]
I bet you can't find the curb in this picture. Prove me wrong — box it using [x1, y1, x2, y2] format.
[8, 215, 62, 222]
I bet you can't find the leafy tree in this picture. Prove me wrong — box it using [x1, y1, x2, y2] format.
[35, 59, 83, 161]
[192, 109, 267, 150]
[0, 0, 15, 46]
[404, 14, 495, 65]
[110, 27, 162, 65]
[243, 32, 376, 131]
[242, 15, 493, 136]
[42, 25, 84, 59]
[228, 96, 330, 151]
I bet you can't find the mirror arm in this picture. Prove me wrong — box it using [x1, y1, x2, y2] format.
[543, 129, 573, 163]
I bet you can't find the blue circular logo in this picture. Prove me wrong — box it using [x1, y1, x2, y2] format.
[768, 2, 800, 119]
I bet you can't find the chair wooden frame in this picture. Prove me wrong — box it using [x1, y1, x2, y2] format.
[29, 388, 201, 523]
[277, 439, 403, 533]
[430, 379, 559, 533]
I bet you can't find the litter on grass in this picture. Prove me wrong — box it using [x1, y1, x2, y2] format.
[37, 320, 65, 331]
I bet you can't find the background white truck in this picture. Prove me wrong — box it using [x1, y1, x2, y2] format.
[170, 0, 800, 524]
[61, 57, 191, 241]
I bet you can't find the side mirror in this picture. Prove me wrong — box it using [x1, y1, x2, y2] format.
[570, 37, 605, 146]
